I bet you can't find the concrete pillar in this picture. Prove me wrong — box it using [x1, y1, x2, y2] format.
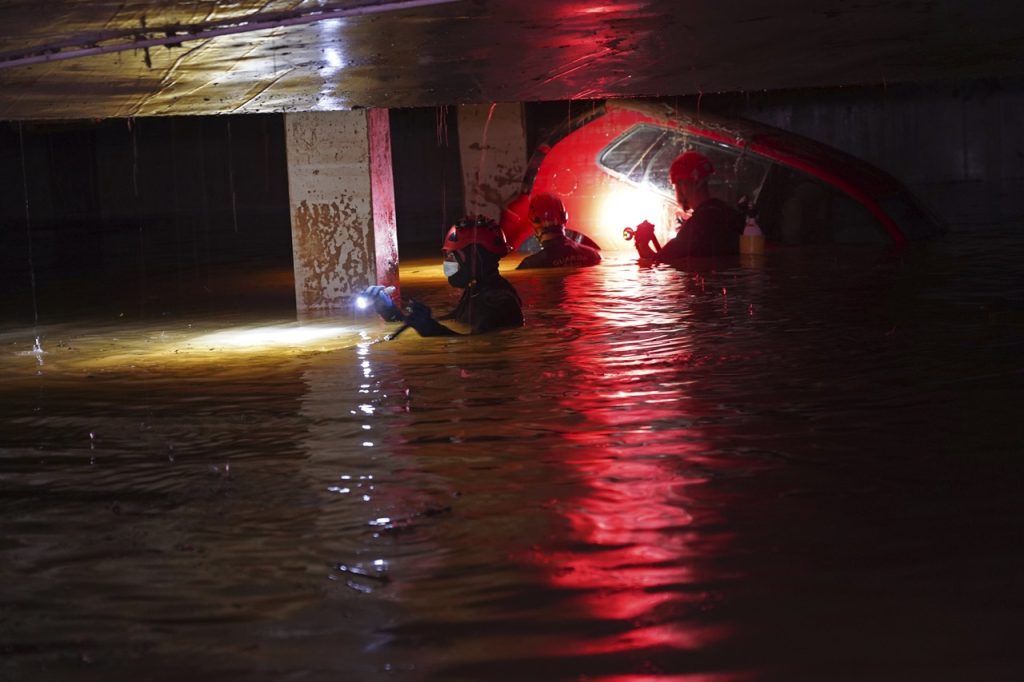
[284, 109, 399, 315]
[457, 103, 528, 220]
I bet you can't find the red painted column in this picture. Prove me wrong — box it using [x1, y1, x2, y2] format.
[367, 108, 400, 292]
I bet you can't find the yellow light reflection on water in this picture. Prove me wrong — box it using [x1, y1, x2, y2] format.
[0, 319, 383, 379]
[195, 323, 356, 349]
[154, 320, 375, 365]
[1, 253, 529, 379]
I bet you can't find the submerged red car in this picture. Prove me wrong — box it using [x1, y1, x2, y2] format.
[501, 99, 944, 252]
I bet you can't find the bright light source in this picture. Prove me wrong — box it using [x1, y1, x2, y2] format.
[599, 185, 673, 250]
[355, 295, 371, 310]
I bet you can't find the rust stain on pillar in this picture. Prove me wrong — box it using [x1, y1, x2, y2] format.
[291, 199, 370, 310]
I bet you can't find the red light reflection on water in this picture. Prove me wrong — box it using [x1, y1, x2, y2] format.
[553, 1, 646, 18]
[526, 265, 737, 674]
[535, 429, 728, 657]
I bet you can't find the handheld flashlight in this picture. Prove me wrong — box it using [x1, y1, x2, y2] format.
[355, 286, 396, 310]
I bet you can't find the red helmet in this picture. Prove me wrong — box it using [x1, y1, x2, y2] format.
[528, 193, 568, 226]
[442, 215, 511, 256]
[669, 151, 715, 185]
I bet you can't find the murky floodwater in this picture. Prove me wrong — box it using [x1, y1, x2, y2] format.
[2, 230, 1022, 682]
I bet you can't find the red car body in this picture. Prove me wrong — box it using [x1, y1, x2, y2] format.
[501, 100, 943, 253]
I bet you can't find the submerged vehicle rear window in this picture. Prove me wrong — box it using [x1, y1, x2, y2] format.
[599, 123, 770, 206]
[600, 122, 907, 245]
[598, 124, 679, 189]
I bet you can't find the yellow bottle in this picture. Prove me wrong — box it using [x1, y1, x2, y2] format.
[739, 217, 765, 255]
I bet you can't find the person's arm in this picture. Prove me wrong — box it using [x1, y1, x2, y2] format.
[627, 220, 662, 260]
[360, 286, 461, 337]
[404, 301, 460, 337]
[654, 234, 691, 260]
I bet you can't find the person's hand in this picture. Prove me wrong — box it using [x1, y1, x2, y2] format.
[404, 300, 433, 329]
[404, 300, 457, 337]
[361, 285, 402, 321]
[629, 220, 660, 259]
[633, 220, 656, 242]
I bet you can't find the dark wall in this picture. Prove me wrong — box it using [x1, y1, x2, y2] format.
[0, 115, 293, 321]
[389, 106, 464, 251]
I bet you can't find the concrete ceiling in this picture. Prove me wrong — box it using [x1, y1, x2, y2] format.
[1, 0, 1023, 120]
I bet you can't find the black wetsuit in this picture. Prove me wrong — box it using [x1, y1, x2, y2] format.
[516, 235, 602, 269]
[655, 199, 743, 260]
[424, 273, 523, 335]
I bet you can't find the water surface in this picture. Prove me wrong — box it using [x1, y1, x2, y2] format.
[2, 230, 1022, 681]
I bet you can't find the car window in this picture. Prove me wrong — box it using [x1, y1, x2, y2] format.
[599, 124, 770, 208]
[641, 134, 688, 193]
[598, 125, 671, 186]
[686, 139, 771, 210]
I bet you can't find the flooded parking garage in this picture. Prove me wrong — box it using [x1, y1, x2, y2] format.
[1, 228, 1022, 681]
[3, 0, 1024, 677]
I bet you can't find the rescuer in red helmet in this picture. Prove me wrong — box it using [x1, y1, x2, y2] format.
[361, 215, 523, 337]
[631, 150, 743, 261]
[516, 193, 602, 269]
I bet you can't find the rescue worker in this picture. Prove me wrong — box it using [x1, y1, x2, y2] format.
[516, 193, 602, 269]
[631, 151, 743, 261]
[362, 215, 523, 337]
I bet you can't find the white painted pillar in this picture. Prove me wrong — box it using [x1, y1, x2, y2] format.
[457, 103, 528, 220]
[284, 109, 399, 315]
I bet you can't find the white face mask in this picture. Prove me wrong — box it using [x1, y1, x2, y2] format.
[442, 260, 460, 278]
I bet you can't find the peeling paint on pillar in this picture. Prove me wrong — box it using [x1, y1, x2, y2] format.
[458, 103, 528, 219]
[284, 110, 399, 314]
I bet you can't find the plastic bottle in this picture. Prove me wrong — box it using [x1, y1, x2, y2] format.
[739, 216, 765, 255]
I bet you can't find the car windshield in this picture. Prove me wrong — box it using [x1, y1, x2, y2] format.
[598, 125, 677, 191]
[599, 123, 771, 208]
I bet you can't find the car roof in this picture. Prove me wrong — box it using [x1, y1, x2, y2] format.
[607, 99, 906, 199]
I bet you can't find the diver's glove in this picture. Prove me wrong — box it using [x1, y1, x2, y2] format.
[626, 220, 660, 260]
[362, 285, 403, 321]
[405, 300, 457, 337]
